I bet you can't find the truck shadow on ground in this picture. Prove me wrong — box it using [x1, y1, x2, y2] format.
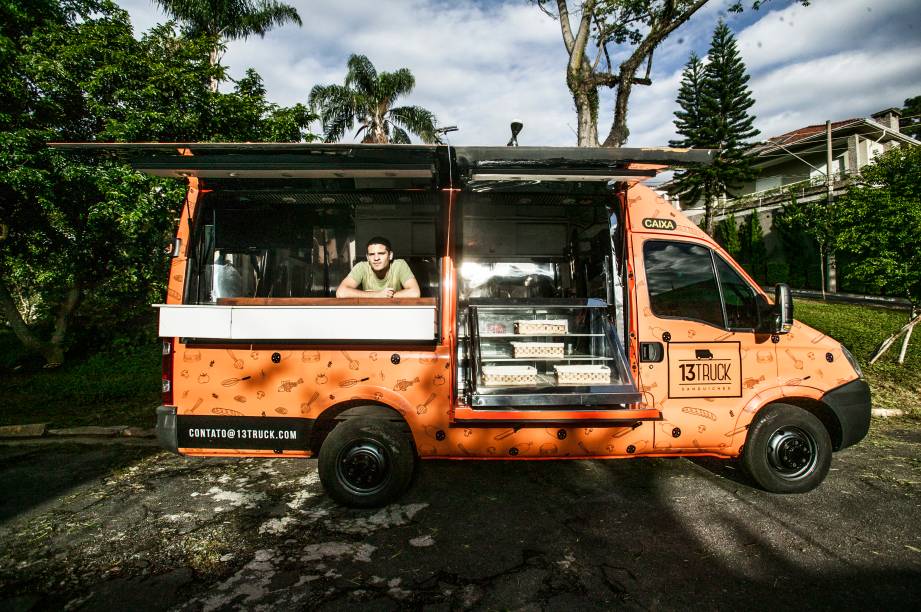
[375, 456, 921, 610]
[2, 446, 920, 610]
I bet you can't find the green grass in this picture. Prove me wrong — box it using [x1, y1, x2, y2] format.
[0, 330, 161, 429]
[794, 298, 921, 415]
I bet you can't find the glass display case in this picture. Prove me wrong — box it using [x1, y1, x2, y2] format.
[464, 299, 641, 408]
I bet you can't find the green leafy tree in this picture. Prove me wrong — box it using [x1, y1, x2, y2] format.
[739, 212, 767, 283]
[780, 191, 836, 294]
[534, 1, 806, 147]
[671, 53, 706, 149]
[0, 0, 316, 366]
[714, 213, 741, 259]
[832, 145, 921, 308]
[669, 52, 715, 212]
[208, 68, 316, 142]
[154, 0, 302, 91]
[769, 206, 819, 288]
[309, 54, 442, 144]
[899, 95, 921, 139]
[669, 20, 759, 234]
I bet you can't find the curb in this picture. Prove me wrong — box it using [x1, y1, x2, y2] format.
[0, 424, 155, 440]
[871, 408, 905, 418]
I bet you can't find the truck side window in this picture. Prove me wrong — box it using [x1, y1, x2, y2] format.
[643, 241, 723, 327]
[715, 256, 759, 329]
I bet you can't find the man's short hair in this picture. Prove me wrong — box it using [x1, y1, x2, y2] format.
[366, 236, 392, 251]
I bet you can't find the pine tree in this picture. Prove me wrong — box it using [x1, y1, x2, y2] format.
[669, 20, 760, 235]
[714, 213, 741, 259]
[671, 53, 706, 149]
[740, 213, 767, 283]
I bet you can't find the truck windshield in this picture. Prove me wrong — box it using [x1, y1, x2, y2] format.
[185, 190, 440, 302]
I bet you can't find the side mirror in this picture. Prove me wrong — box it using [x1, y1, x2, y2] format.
[773, 283, 794, 334]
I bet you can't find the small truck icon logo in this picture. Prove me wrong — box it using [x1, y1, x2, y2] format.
[695, 349, 714, 359]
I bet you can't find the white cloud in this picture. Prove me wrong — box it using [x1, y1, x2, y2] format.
[117, 0, 921, 147]
[750, 45, 921, 138]
[738, 0, 921, 73]
[626, 0, 921, 144]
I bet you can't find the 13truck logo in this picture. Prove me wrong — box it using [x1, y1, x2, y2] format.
[668, 342, 741, 398]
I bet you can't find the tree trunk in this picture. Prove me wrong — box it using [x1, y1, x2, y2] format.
[702, 197, 715, 236]
[209, 47, 220, 93]
[0, 277, 80, 367]
[603, 64, 639, 147]
[573, 89, 599, 147]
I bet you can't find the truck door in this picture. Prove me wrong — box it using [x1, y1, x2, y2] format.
[631, 237, 778, 451]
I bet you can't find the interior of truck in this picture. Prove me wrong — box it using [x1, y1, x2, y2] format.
[454, 188, 639, 407]
[185, 186, 442, 303]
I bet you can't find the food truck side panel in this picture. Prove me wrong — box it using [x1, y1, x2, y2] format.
[166, 183, 664, 461]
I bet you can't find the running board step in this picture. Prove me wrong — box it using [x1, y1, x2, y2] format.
[452, 406, 661, 425]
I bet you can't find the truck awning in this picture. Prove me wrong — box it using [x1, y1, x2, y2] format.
[48, 142, 442, 181]
[50, 142, 715, 189]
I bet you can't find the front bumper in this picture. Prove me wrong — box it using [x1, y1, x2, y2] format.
[822, 378, 872, 450]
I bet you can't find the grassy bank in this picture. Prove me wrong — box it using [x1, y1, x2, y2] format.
[0, 298, 918, 428]
[0, 330, 160, 429]
[794, 299, 920, 416]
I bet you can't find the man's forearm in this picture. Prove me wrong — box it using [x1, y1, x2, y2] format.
[336, 285, 369, 298]
[394, 287, 421, 298]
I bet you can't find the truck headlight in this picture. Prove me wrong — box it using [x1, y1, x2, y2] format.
[840, 344, 862, 378]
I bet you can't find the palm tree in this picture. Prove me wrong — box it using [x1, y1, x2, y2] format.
[309, 54, 441, 144]
[154, 0, 302, 91]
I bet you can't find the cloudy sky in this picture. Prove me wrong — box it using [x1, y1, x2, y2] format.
[120, 0, 921, 147]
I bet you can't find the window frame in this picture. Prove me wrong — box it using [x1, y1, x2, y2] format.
[642, 238, 762, 332]
[713, 252, 763, 332]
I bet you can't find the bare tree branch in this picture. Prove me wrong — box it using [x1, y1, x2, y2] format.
[554, 0, 577, 55]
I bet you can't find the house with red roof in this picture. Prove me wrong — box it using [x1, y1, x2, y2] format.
[670, 108, 918, 292]
[676, 108, 917, 220]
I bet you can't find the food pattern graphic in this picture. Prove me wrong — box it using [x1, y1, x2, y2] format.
[163, 179, 859, 461]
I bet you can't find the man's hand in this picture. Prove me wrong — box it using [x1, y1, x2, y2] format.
[372, 288, 395, 299]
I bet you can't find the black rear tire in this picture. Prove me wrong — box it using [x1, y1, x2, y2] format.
[318, 416, 416, 508]
[741, 403, 832, 494]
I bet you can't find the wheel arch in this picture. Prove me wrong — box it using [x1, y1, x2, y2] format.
[310, 400, 411, 455]
[759, 397, 843, 451]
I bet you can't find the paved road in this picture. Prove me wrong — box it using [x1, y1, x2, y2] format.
[1, 419, 920, 611]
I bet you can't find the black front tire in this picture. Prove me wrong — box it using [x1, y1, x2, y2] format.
[741, 403, 832, 494]
[318, 416, 416, 508]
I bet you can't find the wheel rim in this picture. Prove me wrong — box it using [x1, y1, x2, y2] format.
[766, 425, 818, 480]
[336, 439, 390, 495]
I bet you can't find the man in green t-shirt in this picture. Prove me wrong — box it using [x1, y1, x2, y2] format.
[336, 236, 421, 299]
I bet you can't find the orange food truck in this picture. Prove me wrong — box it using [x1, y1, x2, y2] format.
[61, 143, 871, 507]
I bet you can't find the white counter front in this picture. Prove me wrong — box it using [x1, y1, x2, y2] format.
[155, 304, 437, 341]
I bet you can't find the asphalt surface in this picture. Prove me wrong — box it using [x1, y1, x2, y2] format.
[1, 419, 920, 611]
